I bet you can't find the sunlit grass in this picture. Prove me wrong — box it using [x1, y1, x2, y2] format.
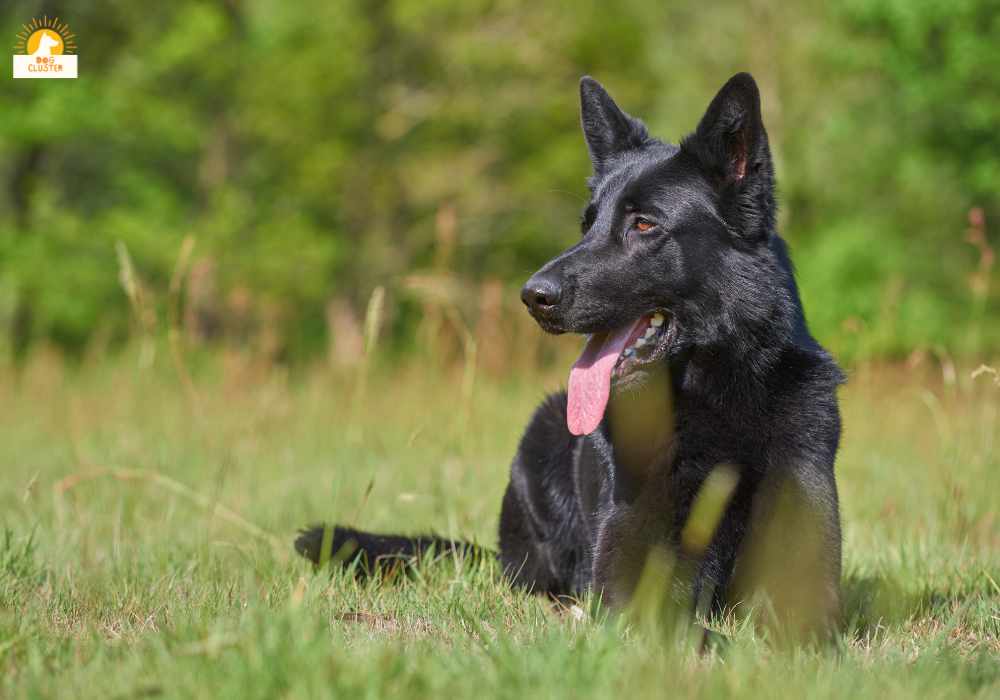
[0, 349, 997, 698]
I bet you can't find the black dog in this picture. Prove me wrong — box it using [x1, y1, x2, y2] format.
[297, 73, 844, 636]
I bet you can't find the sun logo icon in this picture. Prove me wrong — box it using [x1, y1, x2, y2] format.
[13, 16, 78, 79]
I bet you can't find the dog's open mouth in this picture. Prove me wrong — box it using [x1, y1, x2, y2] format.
[566, 311, 675, 436]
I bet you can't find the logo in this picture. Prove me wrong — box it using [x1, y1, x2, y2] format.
[13, 16, 77, 79]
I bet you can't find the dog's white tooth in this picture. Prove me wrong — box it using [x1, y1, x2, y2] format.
[635, 337, 646, 348]
[644, 327, 655, 339]
[651, 313, 665, 327]
[624, 347, 635, 357]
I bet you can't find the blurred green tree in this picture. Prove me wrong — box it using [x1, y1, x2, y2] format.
[0, 0, 996, 363]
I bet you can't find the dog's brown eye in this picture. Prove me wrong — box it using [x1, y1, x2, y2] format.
[634, 217, 655, 233]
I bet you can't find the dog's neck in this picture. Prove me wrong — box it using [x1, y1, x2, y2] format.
[674, 234, 804, 413]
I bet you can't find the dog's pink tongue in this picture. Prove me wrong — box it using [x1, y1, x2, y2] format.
[567, 325, 635, 436]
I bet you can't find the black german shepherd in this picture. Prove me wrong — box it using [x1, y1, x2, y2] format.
[297, 73, 844, 634]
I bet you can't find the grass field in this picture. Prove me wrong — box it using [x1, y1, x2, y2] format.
[1, 349, 998, 698]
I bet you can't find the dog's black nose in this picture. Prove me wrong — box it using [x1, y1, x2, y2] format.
[521, 275, 562, 314]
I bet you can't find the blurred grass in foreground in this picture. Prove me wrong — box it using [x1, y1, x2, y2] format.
[0, 348, 998, 698]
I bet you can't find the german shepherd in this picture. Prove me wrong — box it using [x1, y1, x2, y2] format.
[297, 73, 844, 635]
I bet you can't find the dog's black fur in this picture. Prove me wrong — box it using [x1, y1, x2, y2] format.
[297, 73, 844, 632]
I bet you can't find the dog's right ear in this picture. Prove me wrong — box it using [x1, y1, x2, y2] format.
[686, 73, 770, 187]
[682, 73, 776, 240]
[579, 77, 649, 173]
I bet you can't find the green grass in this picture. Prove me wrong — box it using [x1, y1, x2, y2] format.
[1, 350, 998, 698]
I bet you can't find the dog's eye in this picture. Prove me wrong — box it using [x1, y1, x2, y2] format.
[634, 217, 655, 233]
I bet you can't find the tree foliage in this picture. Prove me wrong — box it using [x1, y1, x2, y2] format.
[0, 0, 997, 362]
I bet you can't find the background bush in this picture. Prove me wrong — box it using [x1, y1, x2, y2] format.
[0, 0, 997, 364]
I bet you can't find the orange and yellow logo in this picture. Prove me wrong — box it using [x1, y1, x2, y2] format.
[13, 16, 77, 79]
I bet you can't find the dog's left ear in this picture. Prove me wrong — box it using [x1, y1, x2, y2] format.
[683, 73, 775, 239]
[579, 76, 650, 173]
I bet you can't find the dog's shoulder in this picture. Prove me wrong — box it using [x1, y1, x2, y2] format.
[764, 345, 844, 471]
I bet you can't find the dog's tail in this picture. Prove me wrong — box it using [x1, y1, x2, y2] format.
[294, 524, 491, 574]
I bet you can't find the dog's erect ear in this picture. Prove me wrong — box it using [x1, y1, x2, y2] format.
[684, 73, 776, 239]
[687, 72, 770, 186]
[579, 76, 649, 172]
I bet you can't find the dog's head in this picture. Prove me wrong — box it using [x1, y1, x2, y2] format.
[522, 73, 784, 435]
